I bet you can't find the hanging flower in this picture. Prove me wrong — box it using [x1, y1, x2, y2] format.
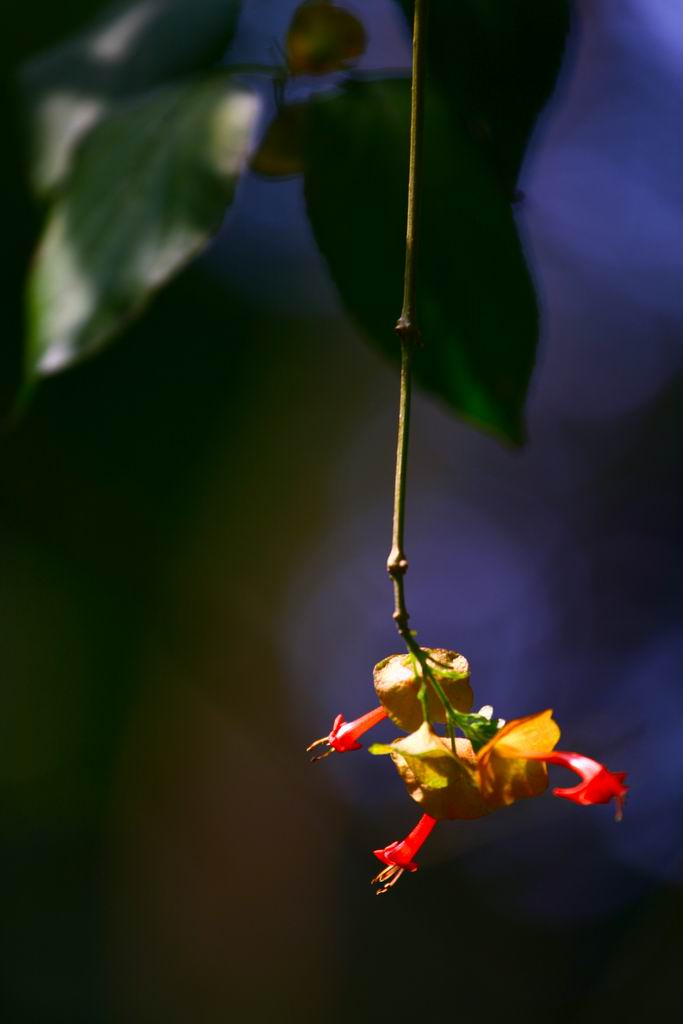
[307, 650, 628, 893]
[372, 814, 436, 894]
[523, 750, 628, 820]
[371, 709, 627, 818]
[306, 705, 387, 761]
[367, 708, 627, 890]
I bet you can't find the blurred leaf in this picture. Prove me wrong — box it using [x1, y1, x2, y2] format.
[22, 0, 243, 195]
[398, 0, 570, 191]
[251, 104, 308, 177]
[303, 79, 537, 441]
[286, 1, 366, 76]
[27, 73, 259, 379]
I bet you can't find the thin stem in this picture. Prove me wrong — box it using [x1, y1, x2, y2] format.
[387, 0, 428, 643]
[387, 342, 412, 639]
[385, 0, 481, 752]
[399, 0, 428, 333]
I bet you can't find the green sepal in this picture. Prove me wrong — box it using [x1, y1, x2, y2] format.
[448, 711, 501, 752]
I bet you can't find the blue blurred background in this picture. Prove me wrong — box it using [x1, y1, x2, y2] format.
[2, 1, 682, 1021]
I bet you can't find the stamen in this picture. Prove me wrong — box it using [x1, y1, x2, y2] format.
[305, 736, 329, 751]
[306, 738, 335, 763]
[371, 865, 405, 895]
[615, 794, 624, 823]
[309, 748, 334, 763]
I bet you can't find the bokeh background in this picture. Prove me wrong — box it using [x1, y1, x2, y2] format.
[3, 1, 683, 1021]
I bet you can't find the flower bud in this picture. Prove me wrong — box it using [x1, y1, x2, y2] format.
[373, 648, 473, 731]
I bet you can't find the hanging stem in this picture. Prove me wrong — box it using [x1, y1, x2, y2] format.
[399, 0, 427, 339]
[384, 2, 492, 751]
[387, 0, 428, 651]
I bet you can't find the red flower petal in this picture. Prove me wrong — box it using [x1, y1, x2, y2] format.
[373, 813, 437, 872]
[527, 750, 628, 820]
[330, 706, 387, 752]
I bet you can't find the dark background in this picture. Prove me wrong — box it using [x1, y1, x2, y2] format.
[2, 1, 682, 1021]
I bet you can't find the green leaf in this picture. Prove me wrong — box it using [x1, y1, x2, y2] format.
[398, 0, 570, 191]
[22, 0, 243, 195]
[303, 79, 537, 441]
[27, 73, 259, 378]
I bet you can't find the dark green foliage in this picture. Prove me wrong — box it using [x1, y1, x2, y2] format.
[23, 1, 254, 380]
[303, 80, 538, 441]
[27, 74, 259, 378]
[23, 0, 244, 195]
[398, 0, 571, 192]
[19, 0, 570, 437]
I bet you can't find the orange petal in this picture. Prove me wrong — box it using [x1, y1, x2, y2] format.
[477, 710, 561, 808]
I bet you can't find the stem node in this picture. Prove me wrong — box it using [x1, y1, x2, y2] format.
[395, 317, 422, 348]
[387, 548, 408, 576]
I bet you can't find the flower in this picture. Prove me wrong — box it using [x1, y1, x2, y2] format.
[306, 705, 387, 761]
[307, 648, 628, 893]
[523, 750, 628, 821]
[372, 709, 627, 821]
[372, 814, 436, 894]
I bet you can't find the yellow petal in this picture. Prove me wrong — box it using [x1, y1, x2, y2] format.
[484, 709, 561, 758]
[477, 710, 561, 808]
